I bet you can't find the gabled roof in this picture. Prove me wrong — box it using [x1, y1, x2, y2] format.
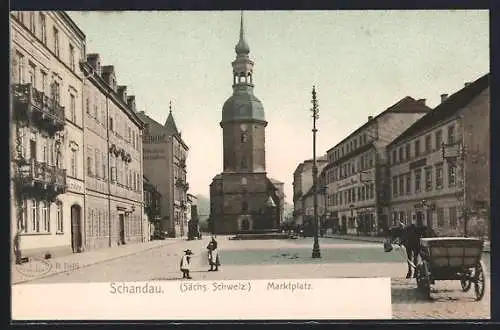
[389, 73, 490, 147]
[326, 96, 432, 154]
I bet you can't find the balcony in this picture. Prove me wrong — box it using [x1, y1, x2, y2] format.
[15, 159, 67, 198]
[12, 84, 65, 134]
[175, 178, 189, 191]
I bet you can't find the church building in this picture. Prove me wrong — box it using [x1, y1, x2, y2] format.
[209, 13, 284, 234]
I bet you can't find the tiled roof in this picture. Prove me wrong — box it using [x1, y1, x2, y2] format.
[389, 73, 490, 147]
[326, 96, 432, 154]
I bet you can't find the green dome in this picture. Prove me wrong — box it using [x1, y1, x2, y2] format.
[222, 88, 266, 123]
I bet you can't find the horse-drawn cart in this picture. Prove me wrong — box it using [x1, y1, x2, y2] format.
[415, 237, 486, 301]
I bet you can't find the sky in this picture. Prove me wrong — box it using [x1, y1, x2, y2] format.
[68, 10, 489, 204]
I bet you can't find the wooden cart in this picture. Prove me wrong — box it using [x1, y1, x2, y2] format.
[416, 237, 486, 301]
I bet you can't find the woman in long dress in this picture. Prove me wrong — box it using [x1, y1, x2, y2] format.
[207, 238, 220, 271]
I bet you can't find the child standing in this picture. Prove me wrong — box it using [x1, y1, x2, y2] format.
[180, 249, 193, 279]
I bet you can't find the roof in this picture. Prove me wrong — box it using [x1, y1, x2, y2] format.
[137, 112, 167, 133]
[269, 177, 284, 185]
[222, 86, 266, 123]
[389, 73, 490, 147]
[164, 111, 179, 135]
[326, 96, 432, 154]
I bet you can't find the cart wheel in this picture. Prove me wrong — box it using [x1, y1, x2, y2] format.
[460, 269, 472, 292]
[474, 261, 486, 301]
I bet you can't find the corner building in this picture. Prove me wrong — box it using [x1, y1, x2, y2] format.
[324, 97, 431, 235]
[209, 14, 283, 234]
[138, 107, 189, 238]
[10, 11, 86, 259]
[387, 74, 490, 237]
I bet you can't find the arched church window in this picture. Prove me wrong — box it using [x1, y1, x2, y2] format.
[241, 156, 247, 169]
[241, 132, 247, 143]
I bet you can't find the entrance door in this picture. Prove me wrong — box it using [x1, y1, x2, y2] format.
[241, 218, 250, 231]
[119, 214, 125, 244]
[341, 216, 347, 234]
[416, 211, 424, 227]
[70, 204, 82, 253]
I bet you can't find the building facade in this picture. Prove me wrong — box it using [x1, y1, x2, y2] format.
[388, 74, 490, 238]
[143, 175, 162, 239]
[138, 107, 189, 238]
[301, 166, 328, 236]
[292, 156, 328, 227]
[81, 53, 145, 251]
[209, 13, 283, 234]
[324, 97, 431, 235]
[11, 11, 87, 260]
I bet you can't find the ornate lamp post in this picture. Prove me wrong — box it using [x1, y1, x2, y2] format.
[311, 86, 321, 258]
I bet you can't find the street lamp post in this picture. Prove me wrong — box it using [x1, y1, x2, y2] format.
[311, 86, 321, 259]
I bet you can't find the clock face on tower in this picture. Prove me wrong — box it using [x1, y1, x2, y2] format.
[240, 124, 247, 131]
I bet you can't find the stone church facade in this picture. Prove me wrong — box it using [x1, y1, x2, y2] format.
[209, 13, 284, 234]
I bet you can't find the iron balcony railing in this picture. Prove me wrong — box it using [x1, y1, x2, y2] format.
[13, 83, 65, 132]
[17, 158, 67, 192]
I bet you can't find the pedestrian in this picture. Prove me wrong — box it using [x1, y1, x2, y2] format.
[207, 237, 220, 271]
[180, 249, 193, 279]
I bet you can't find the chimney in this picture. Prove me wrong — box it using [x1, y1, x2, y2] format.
[86, 53, 101, 75]
[440, 94, 448, 103]
[464, 82, 471, 87]
[101, 65, 116, 91]
[417, 98, 426, 105]
[117, 85, 127, 102]
[368, 116, 374, 121]
[127, 95, 136, 111]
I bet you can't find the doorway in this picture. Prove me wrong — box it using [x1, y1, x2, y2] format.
[70, 204, 82, 253]
[416, 211, 424, 227]
[119, 214, 125, 244]
[241, 218, 250, 231]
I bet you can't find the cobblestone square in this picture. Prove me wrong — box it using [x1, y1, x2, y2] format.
[16, 236, 490, 320]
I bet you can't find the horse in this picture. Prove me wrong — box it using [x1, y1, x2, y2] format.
[383, 224, 437, 278]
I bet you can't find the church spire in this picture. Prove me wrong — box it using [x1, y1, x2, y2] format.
[235, 10, 250, 56]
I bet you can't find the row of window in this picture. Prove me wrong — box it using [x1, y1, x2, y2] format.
[328, 131, 372, 163]
[392, 162, 458, 197]
[326, 151, 375, 184]
[391, 206, 459, 228]
[17, 199, 64, 234]
[13, 11, 78, 72]
[86, 208, 142, 238]
[390, 124, 456, 165]
[86, 147, 142, 192]
[17, 130, 81, 179]
[327, 183, 376, 207]
[14, 50, 78, 123]
[86, 98, 141, 151]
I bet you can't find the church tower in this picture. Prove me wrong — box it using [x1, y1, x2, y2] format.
[221, 12, 267, 173]
[209, 12, 283, 235]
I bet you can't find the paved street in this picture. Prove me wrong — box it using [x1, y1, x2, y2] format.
[14, 236, 490, 319]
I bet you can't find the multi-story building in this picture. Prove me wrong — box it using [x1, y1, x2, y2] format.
[324, 97, 431, 235]
[138, 106, 190, 238]
[292, 156, 328, 228]
[10, 11, 86, 260]
[301, 166, 328, 236]
[143, 175, 162, 239]
[387, 74, 490, 238]
[81, 53, 145, 250]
